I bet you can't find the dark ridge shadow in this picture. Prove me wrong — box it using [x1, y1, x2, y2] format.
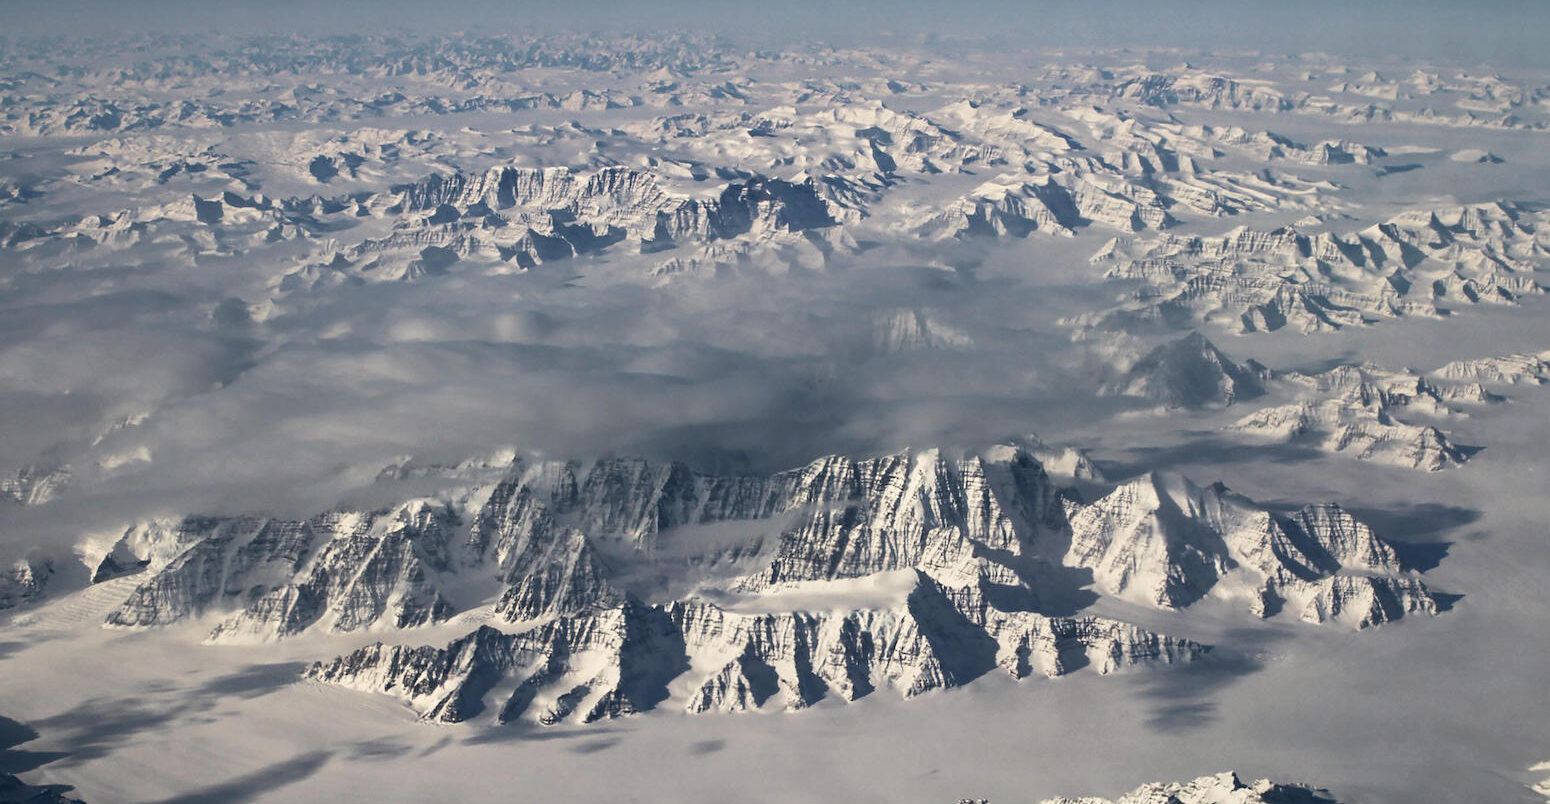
[1256, 503, 1459, 574]
[687, 739, 725, 755]
[0, 718, 36, 753]
[195, 662, 307, 699]
[460, 723, 621, 747]
[29, 697, 185, 765]
[569, 737, 621, 754]
[1152, 492, 1241, 609]
[1376, 163, 1424, 177]
[1261, 787, 1342, 804]
[610, 604, 690, 718]
[1038, 571, 1100, 617]
[343, 739, 414, 762]
[1147, 700, 1217, 731]
[1095, 436, 1325, 480]
[1342, 503, 1481, 572]
[1389, 542, 1452, 573]
[1277, 351, 1359, 376]
[737, 653, 782, 709]
[137, 680, 182, 695]
[416, 736, 453, 758]
[0, 715, 67, 775]
[1058, 478, 1111, 506]
[0, 746, 69, 776]
[0, 641, 29, 660]
[1131, 628, 1290, 734]
[144, 751, 331, 804]
[1432, 592, 1465, 613]
[974, 546, 1099, 618]
[907, 576, 1000, 687]
[1302, 503, 1480, 540]
[0, 772, 83, 802]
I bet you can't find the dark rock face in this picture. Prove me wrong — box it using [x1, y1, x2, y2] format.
[1102, 331, 1268, 409]
[97, 443, 1442, 723]
[1040, 771, 1345, 804]
[381, 164, 837, 268]
[0, 773, 86, 804]
[107, 506, 463, 640]
[307, 578, 1203, 725]
[1066, 472, 1442, 627]
[299, 446, 1210, 723]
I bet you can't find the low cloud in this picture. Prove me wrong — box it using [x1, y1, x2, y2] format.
[0, 227, 1133, 564]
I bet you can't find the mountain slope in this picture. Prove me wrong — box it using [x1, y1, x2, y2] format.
[1101, 331, 1269, 408]
[1039, 771, 1343, 804]
[1066, 472, 1441, 627]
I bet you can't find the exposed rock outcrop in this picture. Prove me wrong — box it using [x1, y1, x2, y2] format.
[1079, 203, 1547, 335]
[1229, 360, 1493, 471]
[1066, 472, 1440, 627]
[1101, 331, 1268, 408]
[306, 573, 1203, 725]
[1039, 771, 1343, 804]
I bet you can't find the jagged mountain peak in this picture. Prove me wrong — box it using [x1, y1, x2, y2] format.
[305, 568, 1204, 726]
[1066, 472, 1441, 625]
[989, 434, 1106, 481]
[84, 437, 1447, 644]
[1103, 330, 1269, 409]
[1131, 468, 1225, 502]
[1228, 354, 1504, 471]
[1039, 771, 1344, 804]
[92, 442, 1073, 642]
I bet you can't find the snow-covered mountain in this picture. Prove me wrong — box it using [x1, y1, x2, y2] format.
[1229, 349, 1550, 470]
[1230, 361, 1473, 471]
[1078, 203, 1547, 335]
[1, 465, 72, 507]
[0, 557, 54, 612]
[1101, 332, 1269, 409]
[308, 580, 1201, 724]
[102, 446, 1074, 641]
[1038, 771, 1343, 804]
[91, 442, 1446, 651]
[47, 441, 1449, 729]
[1432, 351, 1550, 385]
[1068, 472, 1441, 627]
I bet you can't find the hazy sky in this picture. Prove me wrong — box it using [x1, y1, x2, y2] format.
[5, 0, 1550, 67]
